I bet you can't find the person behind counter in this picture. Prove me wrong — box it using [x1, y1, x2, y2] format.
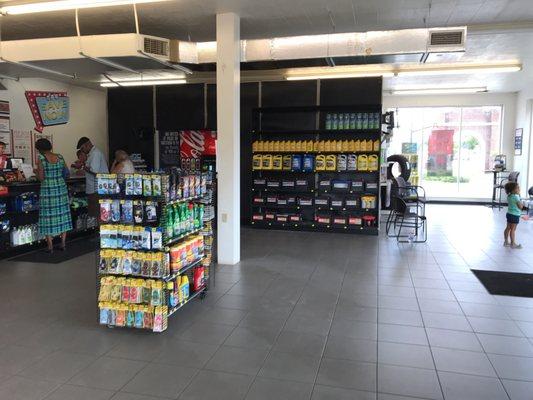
[76, 137, 108, 219]
[70, 149, 87, 177]
[35, 138, 72, 253]
[0, 141, 12, 169]
[110, 150, 135, 174]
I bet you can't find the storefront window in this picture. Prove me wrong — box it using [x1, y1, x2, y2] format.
[388, 106, 502, 199]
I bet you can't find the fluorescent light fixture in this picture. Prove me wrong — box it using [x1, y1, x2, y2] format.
[101, 79, 186, 87]
[391, 87, 487, 95]
[397, 65, 521, 76]
[1, 0, 170, 15]
[286, 72, 394, 81]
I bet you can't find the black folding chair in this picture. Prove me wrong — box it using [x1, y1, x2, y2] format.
[386, 196, 427, 243]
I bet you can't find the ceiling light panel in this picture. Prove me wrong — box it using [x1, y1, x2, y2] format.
[1, 0, 170, 15]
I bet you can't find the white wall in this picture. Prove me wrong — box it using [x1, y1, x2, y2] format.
[1, 78, 107, 165]
[383, 92, 518, 170]
[514, 88, 533, 190]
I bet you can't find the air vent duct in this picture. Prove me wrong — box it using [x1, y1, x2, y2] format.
[427, 28, 466, 52]
[144, 37, 168, 57]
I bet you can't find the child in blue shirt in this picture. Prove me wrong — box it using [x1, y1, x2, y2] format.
[504, 182, 524, 249]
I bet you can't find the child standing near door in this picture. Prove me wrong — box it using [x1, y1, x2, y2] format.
[504, 182, 524, 249]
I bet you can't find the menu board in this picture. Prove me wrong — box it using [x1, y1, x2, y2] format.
[159, 131, 180, 168]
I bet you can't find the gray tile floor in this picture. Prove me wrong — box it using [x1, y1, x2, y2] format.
[2, 205, 533, 399]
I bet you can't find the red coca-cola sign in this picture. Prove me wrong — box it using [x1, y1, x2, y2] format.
[180, 130, 216, 159]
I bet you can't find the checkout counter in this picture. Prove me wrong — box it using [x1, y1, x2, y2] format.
[0, 173, 96, 258]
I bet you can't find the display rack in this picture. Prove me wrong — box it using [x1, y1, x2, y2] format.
[96, 172, 209, 333]
[0, 177, 96, 259]
[250, 105, 382, 235]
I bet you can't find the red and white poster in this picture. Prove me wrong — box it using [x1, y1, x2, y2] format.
[179, 130, 216, 159]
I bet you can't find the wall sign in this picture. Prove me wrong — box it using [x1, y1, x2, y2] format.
[401, 142, 417, 154]
[515, 128, 523, 156]
[179, 130, 217, 159]
[25, 91, 69, 132]
[0, 101, 11, 155]
[159, 131, 181, 168]
[12, 130, 33, 165]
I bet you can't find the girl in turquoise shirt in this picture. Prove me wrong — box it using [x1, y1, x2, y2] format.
[504, 182, 524, 249]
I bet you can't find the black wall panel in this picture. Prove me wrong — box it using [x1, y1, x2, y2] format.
[320, 77, 382, 106]
[261, 81, 317, 131]
[107, 78, 382, 225]
[156, 84, 204, 131]
[107, 87, 154, 169]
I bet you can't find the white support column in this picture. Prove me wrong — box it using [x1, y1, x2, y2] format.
[216, 12, 240, 265]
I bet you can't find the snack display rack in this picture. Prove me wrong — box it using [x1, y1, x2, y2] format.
[96, 172, 210, 333]
[250, 105, 382, 235]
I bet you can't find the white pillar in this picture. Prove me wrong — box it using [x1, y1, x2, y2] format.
[216, 12, 240, 265]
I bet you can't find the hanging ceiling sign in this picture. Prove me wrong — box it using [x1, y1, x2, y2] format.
[25, 91, 69, 132]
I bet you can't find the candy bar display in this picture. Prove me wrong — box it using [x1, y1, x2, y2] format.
[96, 171, 211, 333]
[251, 105, 381, 235]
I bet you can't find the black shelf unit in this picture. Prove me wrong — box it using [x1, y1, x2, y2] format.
[0, 177, 95, 259]
[250, 105, 381, 235]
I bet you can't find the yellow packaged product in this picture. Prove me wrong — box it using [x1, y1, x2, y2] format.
[279, 141, 285, 152]
[267, 141, 274, 152]
[342, 140, 349, 152]
[366, 140, 374, 152]
[273, 141, 280, 152]
[358, 154, 368, 171]
[325, 155, 337, 171]
[295, 141, 302, 152]
[273, 155, 283, 170]
[257, 141, 264, 152]
[317, 141, 325, 152]
[368, 154, 379, 171]
[313, 140, 319, 152]
[360, 139, 366, 152]
[315, 155, 326, 171]
[262, 154, 273, 170]
[324, 141, 331, 152]
[347, 140, 355, 152]
[373, 139, 380, 152]
[282, 155, 292, 170]
[354, 140, 361, 152]
[252, 141, 258, 152]
[336, 140, 343, 152]
[307, 140, 314, 152]
[253, 154, 264, 170]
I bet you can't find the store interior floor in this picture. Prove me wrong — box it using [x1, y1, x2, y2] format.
[2, 204, 533, 400]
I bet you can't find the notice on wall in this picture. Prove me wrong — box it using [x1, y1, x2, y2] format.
[159, 131, 180, 168]
[25, 91, 69, 132]
[515, 128, 523, 156]
[12, 130, 33, 165]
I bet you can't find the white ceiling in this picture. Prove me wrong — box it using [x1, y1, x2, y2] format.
[0, 0, 532, 93]
[1, 0, 533, 41]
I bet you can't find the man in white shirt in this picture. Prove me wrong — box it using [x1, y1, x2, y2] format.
[76, 137, 109, 219]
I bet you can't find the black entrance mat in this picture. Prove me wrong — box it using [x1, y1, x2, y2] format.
[9, 237, 97, 264]
[471, 269, 533, 297]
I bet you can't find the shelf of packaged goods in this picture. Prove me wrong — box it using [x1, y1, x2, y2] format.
[253, 129, 381, 135]
[253, 170, 380, 174]
[98, 257, 204, 281]
[252, 188, 314, 194]
[252, 204, 301, 210]
[97, 194, 167, 201]
[250, 220, 378, 234]
[252, 151, 381, 155]
[315, 207, 379, 213]
[252, 170, 316, 174]
[165, 196, 204, 207]
[167, 287, 207, 317]
[163, 227, 203, 247]
[163, 257, 204, 282]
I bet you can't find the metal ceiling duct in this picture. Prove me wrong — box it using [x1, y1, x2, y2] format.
[171, 26, 467, 64]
